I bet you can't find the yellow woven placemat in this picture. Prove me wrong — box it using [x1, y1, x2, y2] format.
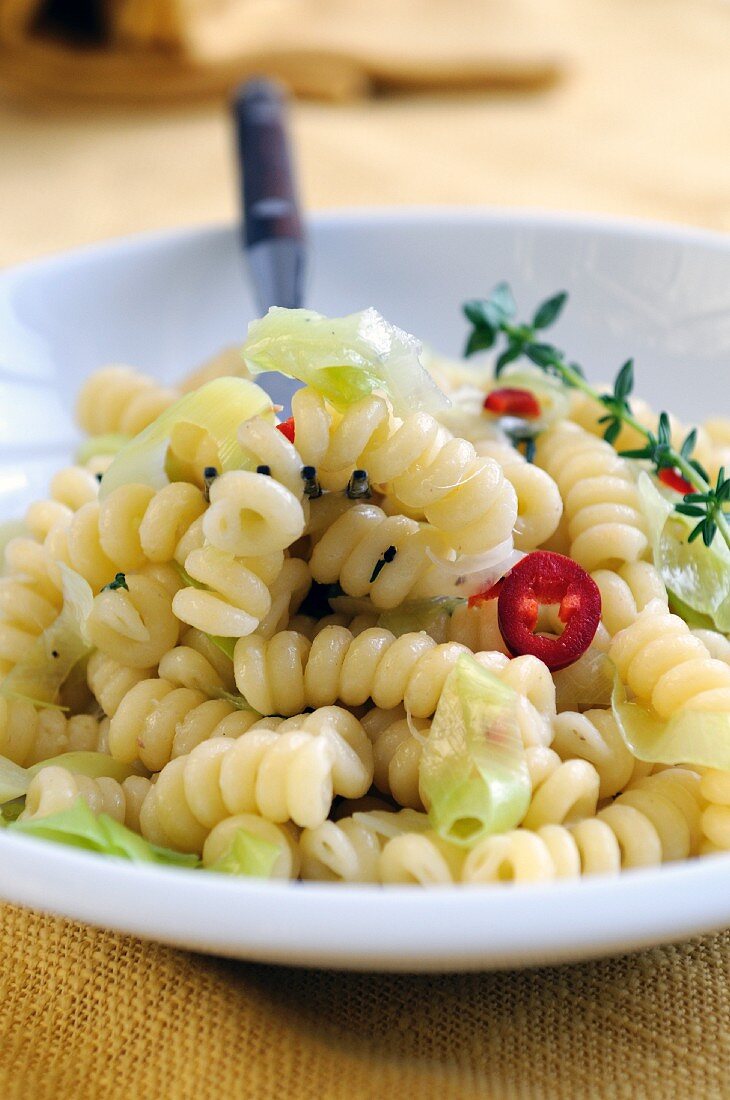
[0, 902, 728, 1099]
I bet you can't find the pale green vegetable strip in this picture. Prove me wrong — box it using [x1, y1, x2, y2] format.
[0, 757, 31, 804]
[100, 377, 275, 498]
[207, 829, 280, 878]
[242, 306, 450, 417]
[638, 471, 730, 632]
[26, 752, 139, 784]
[8, 799, 198, 866]
[1, 565, 93, 705]
[612, 675, 730, 769]
[419, 654, 531, 847]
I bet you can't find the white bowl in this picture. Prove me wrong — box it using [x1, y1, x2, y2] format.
[1, 209, 729, 970]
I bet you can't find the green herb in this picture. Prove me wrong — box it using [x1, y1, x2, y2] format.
[370, 545, 397, 583]
[102, 572, 128, 592]
[463, 285, 730, 552]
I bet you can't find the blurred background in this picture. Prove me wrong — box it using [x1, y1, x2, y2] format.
[0, 0, 728, 267]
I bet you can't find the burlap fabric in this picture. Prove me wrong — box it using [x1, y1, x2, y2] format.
[0, 902, 728, 1099]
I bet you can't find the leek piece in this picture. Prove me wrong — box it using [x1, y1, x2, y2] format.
[638, 471, 730, 632]
[0, 565, 93, 705]
[207, 828, 280, 878]
[99, 377, 274, 498]
[419, 654, 531, 847]
[612, 674, 730, 769]
[8, 798, 198, 865]
[242, 306, 450, 417]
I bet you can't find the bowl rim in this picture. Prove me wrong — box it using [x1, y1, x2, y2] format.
[2, 204, 728, 284]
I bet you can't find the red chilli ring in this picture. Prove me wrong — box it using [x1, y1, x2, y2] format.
[276, 417, 296, 443]
[658, 467, 693, 495]
[483, 387, 541, 420]
[497, 550, 601, 672]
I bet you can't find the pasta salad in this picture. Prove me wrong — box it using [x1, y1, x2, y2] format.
[1, 284, 730, 887]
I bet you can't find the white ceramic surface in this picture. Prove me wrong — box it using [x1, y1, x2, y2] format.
[1, 208, 729, 971]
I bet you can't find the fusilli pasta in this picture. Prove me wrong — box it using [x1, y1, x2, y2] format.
[291, 388, 518, 554]
[474, 439, 563, 550]
[0, 696, 103, 766]
[76, 365, 178, 437]
[300, 809, 428, 882]
[234, 625, 469, 717]
[610, 604, 730, 718]
[87, 571, 181, 669]
[202, 813, 301, 878]
[535, 422, 650, 571]
[108, 677, 262, 769]
[139, 707, 373, 849]
[22, 766, 151, 830]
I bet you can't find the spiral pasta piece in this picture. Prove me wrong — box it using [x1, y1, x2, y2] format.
[75, 365, 178, 436]
[157, 627, 236, 697]
[234, 625, 470, 718]
[139, 707, 373, 849]
[300, 809, 429, 882]
[172, 545, 284, 637]
[202, 813, 301, 879]
[97, 481, 207, 570]
[253, 557, 311, 640]
[691, 629, 730, 666]
[309, 503, 453, 610]
[591, 561, 668, 637]
[379, 830, 467, 885]
[237, 416, 309, 501]
[474, 439, 563, 550]
[0, 546, 64, 677]
[361, 707, 430, 810]
[535, 422, 649, 571]
[472, 651, 556, 746]
[22, 766, 151, 830]
[291, 388, 518, 554]
[108, 677, 262, 770]
[203, 469, 306, 558]
[521, 746, 601, 829]
[87, 651, 155, 718]
[42, 501, 120, 593]
[87, 572, 181, 669]
[610, 604, 730, 718]
[445, 598, 509, 656]
[0, 696, 104, 766]
[618, 768, 704, 861]
[24, 465, 100, 542]
[551, 708, 648, 799]
[699, 768, 730, 853]
[462, 769, 703, 881]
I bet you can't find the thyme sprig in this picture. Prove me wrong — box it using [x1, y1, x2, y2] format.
[463, 284, 730, 551]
